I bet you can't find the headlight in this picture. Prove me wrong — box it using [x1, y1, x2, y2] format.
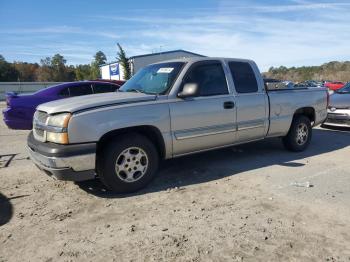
[47, 113, 71, 128]
[46, 132, 69, 144]
[46, 113, 71, 144]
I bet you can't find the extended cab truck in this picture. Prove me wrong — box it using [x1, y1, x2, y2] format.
[27, 58, 328, 193]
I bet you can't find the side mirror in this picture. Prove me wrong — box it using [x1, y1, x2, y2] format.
[177, 83, 199, 98]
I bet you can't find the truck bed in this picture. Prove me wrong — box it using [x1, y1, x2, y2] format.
[266, 87, 328, 137]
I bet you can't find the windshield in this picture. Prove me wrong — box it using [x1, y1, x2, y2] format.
[335, 82, 350, 93]
[119, 62, 185, 95]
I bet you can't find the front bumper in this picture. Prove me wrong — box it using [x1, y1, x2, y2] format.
[27, 132, 97, 181]
[324, 109, 350, 127]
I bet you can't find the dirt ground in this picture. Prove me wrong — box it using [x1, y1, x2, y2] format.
[1, 102, 350, 261]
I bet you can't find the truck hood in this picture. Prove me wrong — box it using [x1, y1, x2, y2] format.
[329, 92, 350, 109]
[37, 92, 157, 114]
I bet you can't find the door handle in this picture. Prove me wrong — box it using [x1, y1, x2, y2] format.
[223, 101, 235, 109]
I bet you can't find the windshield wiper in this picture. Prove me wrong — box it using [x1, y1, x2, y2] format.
[126, 88, 144, 94]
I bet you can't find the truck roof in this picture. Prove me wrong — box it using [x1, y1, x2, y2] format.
[150, 57, 256, 65]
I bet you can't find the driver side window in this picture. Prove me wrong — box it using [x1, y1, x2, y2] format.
[184, 62, 228, 96]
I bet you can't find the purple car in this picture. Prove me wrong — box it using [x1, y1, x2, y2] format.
[3, 80, 124, 130]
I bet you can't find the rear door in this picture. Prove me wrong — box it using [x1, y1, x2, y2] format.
[227, 61, 268, 142]
[169, 60, 237, 156]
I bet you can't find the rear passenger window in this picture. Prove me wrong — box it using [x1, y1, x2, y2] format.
[59, 88, 70, 97]
[69, 85, 93, 96]
[229, 62, 258, 93]
[184, 62, 228, 96]
[93, 84, 117, 94]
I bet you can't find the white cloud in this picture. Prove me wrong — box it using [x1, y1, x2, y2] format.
[0, 26, 123, 40]
[106, 0, 350, 71]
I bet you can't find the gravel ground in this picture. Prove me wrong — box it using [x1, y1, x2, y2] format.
[1, 102, 350, 261]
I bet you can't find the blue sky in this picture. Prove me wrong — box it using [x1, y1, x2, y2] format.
[1, 0, 350, 71]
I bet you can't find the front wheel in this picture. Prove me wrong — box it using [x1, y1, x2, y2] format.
[97, 133, 159, 193]
[282, 115, 312, 152]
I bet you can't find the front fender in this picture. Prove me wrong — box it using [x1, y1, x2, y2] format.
[67, 103, 172, 157]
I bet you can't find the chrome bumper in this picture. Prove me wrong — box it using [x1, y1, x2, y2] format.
[27, 146, 96, 181]
[324, 110, 350, 127]
[27, 145, 96, 171]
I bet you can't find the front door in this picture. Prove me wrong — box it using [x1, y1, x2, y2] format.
[169, 61, 237, 156]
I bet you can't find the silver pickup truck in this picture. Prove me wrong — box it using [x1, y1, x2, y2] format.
[27, 57, 328, 193]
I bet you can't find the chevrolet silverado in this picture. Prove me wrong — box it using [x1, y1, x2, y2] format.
[27, 57, 328, 193]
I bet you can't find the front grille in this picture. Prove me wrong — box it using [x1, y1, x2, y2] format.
[33, 128, 45, 141]
[34, 128, 44, 137]
[33, 111, 48, 141]
[35, 111, 49, 124]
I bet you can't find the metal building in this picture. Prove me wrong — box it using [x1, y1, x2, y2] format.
[129, 49, 205, 74]
[100, 49, 205, 80]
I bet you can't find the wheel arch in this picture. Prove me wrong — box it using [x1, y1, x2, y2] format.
[96, 125, 167, 160]
[283, 108, 313, 152]
[293, 107, 315, 124]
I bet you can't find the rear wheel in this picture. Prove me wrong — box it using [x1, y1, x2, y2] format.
[97, 133, 159, 193]
[282, 115, 312, 152]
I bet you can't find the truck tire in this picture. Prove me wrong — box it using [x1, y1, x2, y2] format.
[282, 115, 312, 152]
[97, 133, 159, 193]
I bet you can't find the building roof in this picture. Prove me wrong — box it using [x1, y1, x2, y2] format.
[129, 49, 206, 59]
[99, 49, 206, 67]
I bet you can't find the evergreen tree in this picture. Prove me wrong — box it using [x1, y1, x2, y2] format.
[90, 51, 107, 79]
[94, 51, 107, 66]
[117, 43, 131, 80]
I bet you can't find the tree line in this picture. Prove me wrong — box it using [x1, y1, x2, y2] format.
[3, 44, 349, 83]
[0, 44, 131, 82]
[263, 61, 350, 82]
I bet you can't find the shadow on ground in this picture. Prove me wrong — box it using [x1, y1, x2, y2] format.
[0, 154, 17, 168]
[0, 192, 13, 226]
[77, 127, 350, 198]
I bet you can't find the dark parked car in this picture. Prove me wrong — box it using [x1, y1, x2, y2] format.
[294, 80, 323, 88]
[3, 80, 124, 130]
